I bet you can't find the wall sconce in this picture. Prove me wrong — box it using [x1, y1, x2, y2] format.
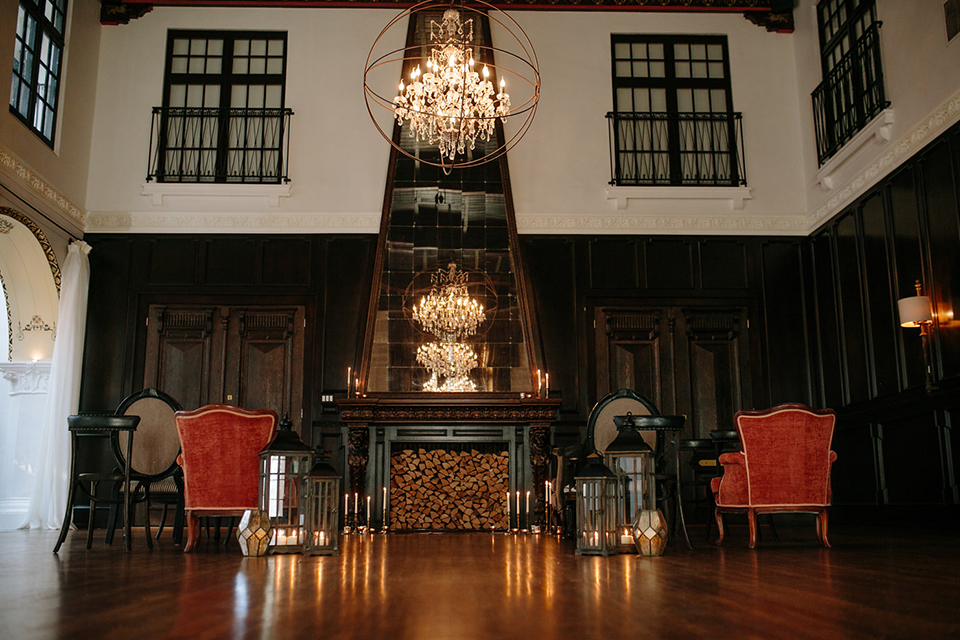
[898, 280, 936, 394]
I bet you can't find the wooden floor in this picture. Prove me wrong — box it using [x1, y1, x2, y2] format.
[2, 523, 958, 639]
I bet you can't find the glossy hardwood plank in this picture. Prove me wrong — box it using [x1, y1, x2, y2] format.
[1, 525, 958, 639]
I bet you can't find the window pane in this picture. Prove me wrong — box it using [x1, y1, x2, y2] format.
[251, 40, 266, 56]
[268, 39, 284, 55]
[267, 58, 282, 74]
[614, 42, 630, 58]
[649, 61, 665, 77]
[173, 39, 189, 55]
[250, 58, 266, 75]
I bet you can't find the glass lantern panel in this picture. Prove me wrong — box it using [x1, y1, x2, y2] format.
[304, 478, 339, 555]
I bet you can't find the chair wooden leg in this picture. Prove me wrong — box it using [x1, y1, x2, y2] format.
[86, 480, 98, 549]
[53, 482, 77, 554]
[142, 487, 153, 551]
[747, 508, 758, 549]
[818, 509, 831, 548]
[714, 508, 725, 546]
[185, 513, 200, 553]
[156, 503, 169, 540]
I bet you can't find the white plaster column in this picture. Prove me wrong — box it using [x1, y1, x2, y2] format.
[0, 361, 51, 530]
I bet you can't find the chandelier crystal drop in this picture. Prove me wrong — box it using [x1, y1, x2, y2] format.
[393, 8, 510, 162]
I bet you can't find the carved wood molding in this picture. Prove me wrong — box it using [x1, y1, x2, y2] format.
[102, 0, 787, 14]
[338, 396, 561, 425]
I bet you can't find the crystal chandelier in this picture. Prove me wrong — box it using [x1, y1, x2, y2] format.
[393, 8, 510, 163]
[412, 263, 485, 342]
[412, 263, 485, 392]
[364, 0, 540, 171]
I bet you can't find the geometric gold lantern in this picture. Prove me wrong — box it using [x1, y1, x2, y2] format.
[631, 508, 668, 557]
[237, 509, 272, 557]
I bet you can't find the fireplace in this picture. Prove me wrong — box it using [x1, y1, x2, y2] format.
[338, 394, 558, 532]
[390, 441, 508, 530]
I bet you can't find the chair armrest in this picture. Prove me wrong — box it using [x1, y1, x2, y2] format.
[714, 451, 747, 506]
[829, 451, 837, 463]
[176, 454, 183, 467]
[718, 451, 744, 466]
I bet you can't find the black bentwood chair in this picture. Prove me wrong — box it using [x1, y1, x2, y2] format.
[54, 414, 148, 553]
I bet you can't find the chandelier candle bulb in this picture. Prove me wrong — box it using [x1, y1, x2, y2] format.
[366, 496, 371, 529]
[346, 367, 351, 395]
[545, 373, 549, 397]
[382, 487, 387, 531]
[525, 491, 530, 530]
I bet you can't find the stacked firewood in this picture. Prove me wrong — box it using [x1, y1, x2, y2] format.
[390, 448, 509, 530]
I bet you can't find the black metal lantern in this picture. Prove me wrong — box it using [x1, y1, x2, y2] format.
[608, 413, 657, 551]
[302, 449, 341, 556]
[259, 414, 314, 554]
[574, 453, 619, 556]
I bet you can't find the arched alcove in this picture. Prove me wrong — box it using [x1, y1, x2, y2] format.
[0, 208, 61, 362]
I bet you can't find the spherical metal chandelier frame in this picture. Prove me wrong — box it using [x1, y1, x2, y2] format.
[364, 0, 541, 172]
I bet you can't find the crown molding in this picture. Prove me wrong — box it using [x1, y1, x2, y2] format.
[84, 210, 382, 234]
[515, 212, 807, 235]
[0, 143, 85, 234]
[808, 88, 960, 232]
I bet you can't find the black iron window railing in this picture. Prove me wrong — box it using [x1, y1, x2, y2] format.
[812, 21, 888, 166]
[607, 111, 746, 187]
[147, 106, 293, 183]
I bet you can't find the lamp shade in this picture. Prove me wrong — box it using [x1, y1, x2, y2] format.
[898, 295, 933, 327]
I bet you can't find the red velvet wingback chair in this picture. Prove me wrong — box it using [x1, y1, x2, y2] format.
[175, 405, 277, 552]
[711, 403, 837, 549]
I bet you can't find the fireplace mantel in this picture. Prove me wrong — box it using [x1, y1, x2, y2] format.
[337, 393, 560, 425]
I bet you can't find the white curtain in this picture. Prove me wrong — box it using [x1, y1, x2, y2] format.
[21, 241, 92, 530]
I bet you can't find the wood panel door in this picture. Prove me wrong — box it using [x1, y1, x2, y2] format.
[596, 305, 753, 438]
[144, 304, 304, 420]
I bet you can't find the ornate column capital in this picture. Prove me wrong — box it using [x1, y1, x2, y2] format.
[0, 361, 51, 396]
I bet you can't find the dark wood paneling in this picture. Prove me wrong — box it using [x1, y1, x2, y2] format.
[700, 239, 748, 289]
[522, 239, 580, 415]
[835, 212, 870, 404]
[859, 192, 899, 397]
[888, 166, 927, 390]
[760, 241, 811, 405]
[645, 239, 694, 289]
[262, 238, 311, 286]
[830, 423, 878, 505]
[205, 238, 256, 285]
[147, 238, 198, 285]
[80, 237, 133, 411]
[811, 231, 844, 409]
[920, 140, 960, 381]
[588, 239, 639, 289]
[880, 413, 944, 505]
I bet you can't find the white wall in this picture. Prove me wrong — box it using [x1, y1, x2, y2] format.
[84, 6, 811, 236]
[0, 0, 101, 221]
[794, 0, 960, 230]
[85, 7, 400, 234]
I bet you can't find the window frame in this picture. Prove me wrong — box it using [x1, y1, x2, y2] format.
[155, 29, 289, 184]
[9, 0, 68, 147]
[608, 34, 743, 187]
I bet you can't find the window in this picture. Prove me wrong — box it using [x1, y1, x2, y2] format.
[607, 35, 745, 187]
[812, 0, 888, 165]
[10, 0, 67, 146]
[148, 30, 292, 183]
